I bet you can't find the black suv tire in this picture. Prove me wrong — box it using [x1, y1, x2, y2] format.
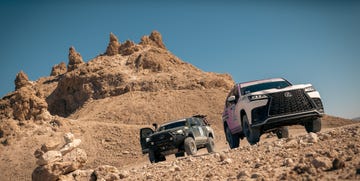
[276, 126, 289, 139]
[225, 126, 240, 149]
[149, 150, 165, 163]
[305, 118, 321, 133]
[206, 137, 215, 153]
[184, 137, 197, 156]
[243, 115, 260, 145]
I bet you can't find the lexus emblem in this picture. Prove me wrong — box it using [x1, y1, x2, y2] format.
[284, 92, 292, 98]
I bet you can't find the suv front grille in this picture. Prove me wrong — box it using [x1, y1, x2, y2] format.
[269, 89, 314, 116]
[151, 132, 173, 145]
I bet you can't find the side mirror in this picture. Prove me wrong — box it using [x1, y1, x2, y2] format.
[227, 95, 236, 102]
[152, 123, 158, 130]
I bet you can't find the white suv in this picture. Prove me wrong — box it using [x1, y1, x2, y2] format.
[222, 78, 324, 148]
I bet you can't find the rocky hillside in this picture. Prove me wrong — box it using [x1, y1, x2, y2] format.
[0, 31, 358, 181]
[0, 31, 234, 180]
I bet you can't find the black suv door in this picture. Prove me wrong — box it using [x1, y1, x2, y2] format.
[140, 128, 154, 154]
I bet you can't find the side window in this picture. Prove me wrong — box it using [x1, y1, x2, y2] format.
[225, 85, 239, 108]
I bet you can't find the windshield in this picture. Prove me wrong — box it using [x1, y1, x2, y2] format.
[158, 120, 187, 131]
[241, 81, 290, 95]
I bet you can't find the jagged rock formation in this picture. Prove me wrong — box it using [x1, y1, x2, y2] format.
[50, 62, 67, 76]
[119, 40, 140, 56]
[140, 30, 166, 49]
[32, 133, 88, 181]
[46, 31, 233, 116]
[15, 71, 31, 90]
[67, 47, 84, 71]
[105, 33, 121, 56]
[0, 75, 50, 122]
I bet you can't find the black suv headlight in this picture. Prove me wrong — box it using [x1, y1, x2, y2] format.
[172, 129, 184, 135]
[249, 94, 268, 101]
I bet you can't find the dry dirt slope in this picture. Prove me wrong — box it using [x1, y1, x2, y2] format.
[0, 31, 358, 180]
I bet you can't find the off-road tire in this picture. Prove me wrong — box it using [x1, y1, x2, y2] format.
[305, 118, 321, 133]
[243, 115, 260, 145]
[149, 150, 165, 163]
[184, 137, 197, 156]
[206, 137, 215, 153]
[158, 154, 166, 162]
[175, 152, 185, 158]
[276, 126, 289, 139]
[149, 150, 157, 163]
[225, 126, 240, 149]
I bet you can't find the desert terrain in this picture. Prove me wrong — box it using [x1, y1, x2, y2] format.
[0, 31, 359, 180]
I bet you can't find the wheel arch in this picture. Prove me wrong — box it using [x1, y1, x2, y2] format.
[208, 132, 214, 138]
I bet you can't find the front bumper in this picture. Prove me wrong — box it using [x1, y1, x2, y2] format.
[147, 133, 186, 155]
[252, 110, 323, 131]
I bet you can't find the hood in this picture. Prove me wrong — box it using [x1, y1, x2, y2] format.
[248, 83, 312, 96]
[150, 126, 187, 137]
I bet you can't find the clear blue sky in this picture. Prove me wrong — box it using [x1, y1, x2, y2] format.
[1, 0, 359, 119]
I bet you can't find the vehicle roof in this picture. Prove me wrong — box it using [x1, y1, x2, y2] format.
[159, 118, 187, 127]
[239, 78, 286, 87]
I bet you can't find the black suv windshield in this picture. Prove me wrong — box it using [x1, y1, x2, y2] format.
[241, 81, 290, 95]
[158, 120, 187, 131]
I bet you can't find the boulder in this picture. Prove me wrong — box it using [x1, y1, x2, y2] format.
[94, 165, 120, 181]
[58, 169, 95, 181]
[62, 148, 87, 170]
[311, 156, 332, 170]
[64, 132, 75, 144]
[67, 46, 84, 71]
[33, 161, 88, 181]
[106, 32, 121, 56]
[32, 164, 59, 181]
[307, 133, 319, 143]
[60, 139, 81, 155]
[36, 151, 62, 166]
[50, 62, 67, 76]
[41, 139, 61, 152]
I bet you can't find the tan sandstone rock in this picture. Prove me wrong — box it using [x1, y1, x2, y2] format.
[15, 71, 31, 90]
[106, 32, 121, 56]
[41, 139, 61, 152]
[50, 62, 67, 76]
[94, 165, 120, 181]
[58, 169, 95, 181]
[36, 151, 62, 166]
[140, 30, 166, 49]
[67, 46, 84, 71]
[60, 139, 82, 155]
[64, 132, 75, 144]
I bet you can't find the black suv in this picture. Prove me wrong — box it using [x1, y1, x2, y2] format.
[140, 115, 215, 163]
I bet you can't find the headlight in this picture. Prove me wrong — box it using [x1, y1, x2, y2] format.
[173, 129, 184, 135]
[249, 94, 268, 101]
[145, 137, 151, 142]
[304, 86, 316, 92]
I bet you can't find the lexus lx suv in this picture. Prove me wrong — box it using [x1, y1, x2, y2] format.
[222, 78, 324, 148]
[140, 115, 215, 163]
